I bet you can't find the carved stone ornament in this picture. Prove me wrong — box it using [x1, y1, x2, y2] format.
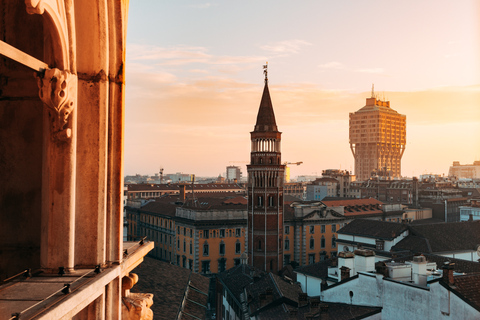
[36, 68, 77, 141]
[121, 273, 154, 320]
[25, 0, 46, 15]
[122, 293, 154, 320]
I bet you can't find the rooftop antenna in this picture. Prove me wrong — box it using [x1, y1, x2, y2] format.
[371, 83, 375, 98]
[263, 62, 268, 84]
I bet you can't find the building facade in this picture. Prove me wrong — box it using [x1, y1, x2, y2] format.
[349, 88, 406, 181]
[226, 165, 242, 182]
[0, 1, 153, 318]
[449, 161, 480, 179]
[247, 70, 285, 273]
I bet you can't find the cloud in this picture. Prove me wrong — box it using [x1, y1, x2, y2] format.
[318, 61, 345, 69]
[260, 40, 311, 54]
[187, 3, 215, 9]
[355, 68, 385, 74]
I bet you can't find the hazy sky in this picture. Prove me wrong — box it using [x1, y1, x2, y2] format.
[125, 1, 480, 178]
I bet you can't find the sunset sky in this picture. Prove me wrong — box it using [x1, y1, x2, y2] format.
[124, 1, 480, 179]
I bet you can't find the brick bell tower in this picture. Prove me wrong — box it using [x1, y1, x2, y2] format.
[247, 64, 285, 273]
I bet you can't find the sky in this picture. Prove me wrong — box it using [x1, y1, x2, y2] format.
[124, 1, 480, 179]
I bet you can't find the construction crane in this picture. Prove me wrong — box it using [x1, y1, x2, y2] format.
[283, 162, 303, 183]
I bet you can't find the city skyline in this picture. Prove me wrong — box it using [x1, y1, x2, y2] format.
[124, 1, 480, 178]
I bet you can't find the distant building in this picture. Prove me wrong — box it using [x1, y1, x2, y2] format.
[448, 161, 480, 179]
[226, 165, 242, 182]
[349, 87, 406, 181]
[459, 199, 480, 222]
[126, 192, 247, 274]
[305, 178, 338, 201]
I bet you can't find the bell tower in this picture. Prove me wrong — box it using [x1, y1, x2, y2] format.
[247, 64, 285, 273]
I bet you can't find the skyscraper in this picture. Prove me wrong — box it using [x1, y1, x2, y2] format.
[349, 87, 406, 181]
[247, 66, 285, 273]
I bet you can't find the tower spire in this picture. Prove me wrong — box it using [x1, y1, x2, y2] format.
[371, 83, 375, 98]
[263, 62, 268, 84]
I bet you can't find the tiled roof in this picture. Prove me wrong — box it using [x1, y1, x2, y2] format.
[217, 264, 263, 303]
[254, 83, 278, 132]
[322, 198, 384, 217]
[392, 220, 480, 253]
[337, 219, 408, 240]
[139, 197, 178, 216]
[384, 253, 480, 274]
[127, 183, 244, 192]
[294, 260, 331, 279]
[130, 257, 210, 320]
[451, 273, 480, 311]
[322, 198, 383, 207]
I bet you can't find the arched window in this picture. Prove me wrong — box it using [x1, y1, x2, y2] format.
[219, 241, 225, 255]
[258, 239, 262, 250]
[310, 237, 315, 249]
[285, 238, 290, 250]
[203, 242, 209, 256]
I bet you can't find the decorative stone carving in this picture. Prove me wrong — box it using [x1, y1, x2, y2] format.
[36, 68, 77, 140]
[122, 293, 154, 320]
[25, 0, 45, 15]
[121, 273, 154, 320]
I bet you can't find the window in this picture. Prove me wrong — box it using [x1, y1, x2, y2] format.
[376, 239, 384, 250]
[269, 196, 274, 207]
[258, 240, 262, 250]
[258, 196, 263, 207]
[177, 226, 180, 234]
[309, 238, 314, 249]
[182, 256, 186, 268]
[220, 229, 225, 238]
[203, 242, 209, 256]
[235, 228, 241, 237]
[203, 230, 209, 239]
[183, 240, 186, 252]
[202, 261, 210, 274]
[332, 224, 337, 233]
[188, 259, 193, 270]
[219, 242, 225, 255]
[189, 229, 193, 237]
[321, 236, 325, 248]
[310, 226, 315, 234]
[285, 226, 290, 234]
[332, 236, 336, 248]
[235, 241, 241, 254]
[218, 259, 226, 272]
[176, 255, 180, 265]
[284, 254, 291, 265]
[190, 241, 193, 254]
[309, 254, 315, 264]
[183, 228, 186, 236]
[177, 239, 180, 250]
[321, 225, 326, 233]
[285, 239, 290, 250]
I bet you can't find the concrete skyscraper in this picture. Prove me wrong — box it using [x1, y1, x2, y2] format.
[247, 66, 285, 273]
[349, 87, 406, 181]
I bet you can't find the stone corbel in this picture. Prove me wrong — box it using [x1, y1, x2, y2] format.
[36, 68, 77, 141]
[121, 273, 154, 320]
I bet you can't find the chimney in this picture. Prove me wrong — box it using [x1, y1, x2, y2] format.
[310, 297, 320, 312]
[411, 255, 428, 286]
[442, 262, 455, 285]
[319, 304, 330, 320]
[340, 266, 351, 281]
[179, 184, 186, 202]
[298, 293, 308, 307]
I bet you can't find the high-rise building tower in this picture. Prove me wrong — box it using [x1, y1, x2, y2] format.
[349, 87, 406, 181]
[247, 65, 285, 273]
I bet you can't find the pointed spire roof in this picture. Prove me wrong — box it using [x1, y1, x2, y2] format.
[254, 82, 278, 132]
